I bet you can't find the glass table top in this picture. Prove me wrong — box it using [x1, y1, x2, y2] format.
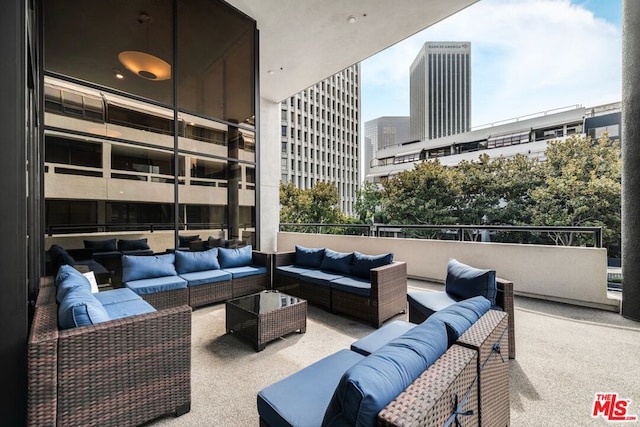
[227, 290, 304, 314]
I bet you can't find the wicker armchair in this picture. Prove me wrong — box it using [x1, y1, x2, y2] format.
[28, 278, 192, 427]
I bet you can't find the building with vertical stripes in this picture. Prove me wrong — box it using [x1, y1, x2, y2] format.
[280, 64, 361, 215]
[364, 116, 410, 179]
[410, 42, 471, 142]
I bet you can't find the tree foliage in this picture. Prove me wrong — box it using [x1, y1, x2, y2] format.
[283, 134, 621, 250]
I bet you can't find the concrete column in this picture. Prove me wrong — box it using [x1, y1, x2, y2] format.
[258, 98, 281, 252]
[622, 0, 640, 321]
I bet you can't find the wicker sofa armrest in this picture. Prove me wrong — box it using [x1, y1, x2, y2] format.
[377, 345, 478, 426]
[55, 304, 192, 426]
[370, 261, 407, 298]
[496, 277, 515, 359]
[272, 251, 296, 267]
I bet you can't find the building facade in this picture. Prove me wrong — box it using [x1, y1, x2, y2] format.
[364, 116, 410, 178]
[367, 102, 621, 182]
[409, 42, 471, 142]
[280, 65, 361, 215]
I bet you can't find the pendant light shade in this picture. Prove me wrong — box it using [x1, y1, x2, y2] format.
[118, 51, 171, 81]
[118, 12, 171, 81]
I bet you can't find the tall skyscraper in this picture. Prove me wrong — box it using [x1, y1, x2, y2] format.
[410, 42, 471, 141]
[364, 116, 410, 178]
[280, 64, 361, 215]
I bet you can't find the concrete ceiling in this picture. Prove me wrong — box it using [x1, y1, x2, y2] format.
[226, 0, 479, 103]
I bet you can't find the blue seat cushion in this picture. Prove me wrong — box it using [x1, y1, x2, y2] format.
[102, 298, 156, 320]
[122, 253, 177, 282]
[218, 245, 253, 268]
[323, 318, 448, 426]
[320, 249, 353, 275]
[330, 276, 371, 297]
[295, 245, 325, 268]
[258, 349, 364, 427]
[350, 320, 416, 356]
[223, 265, 267, 279]
[55, 264, 92, 303]
[275, 265, 318, 279]
[180, 269, 232, 287]
[58, 285, 110, 329]
[445, 258, 497, 306]
[430, 296, 491, 346]
[124, 275, 187, 296]
[300, 270, 344, 287]
[351, 251, 393, 279]
[94, 288, 142, 306]
[407, 291, 458, 319]
[175, 248, 220, 274]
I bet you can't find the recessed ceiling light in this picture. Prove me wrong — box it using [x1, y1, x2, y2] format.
[114, 70, 124, 79]
[347, 15, 357, 24]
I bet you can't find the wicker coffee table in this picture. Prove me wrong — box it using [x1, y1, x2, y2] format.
[225, 290, 307, 351]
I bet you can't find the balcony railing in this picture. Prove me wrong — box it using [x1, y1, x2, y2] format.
[279, 223, 604, 248]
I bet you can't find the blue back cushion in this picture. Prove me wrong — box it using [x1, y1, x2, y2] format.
[175, 248, 220, 274]
[320, 249, 353, 275]
[55, 264, 91, 303]
[117, 238, 150, 251]
[58, 285, 110, 329]
[322, 318, 448, 426]
[49, 244, 76, 267]
[178, 234, 200, 247]
[295, 245, 325, 268]
[445, 258, 497, 306]
[122, 253, 177, 282]
[84, 238, 117, 252]
[218, 245, 252, 268]
[430, 296, 491, 346]
[351, 251, 393, 279]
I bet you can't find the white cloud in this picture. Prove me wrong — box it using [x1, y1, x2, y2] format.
[361, 0, 621, 126]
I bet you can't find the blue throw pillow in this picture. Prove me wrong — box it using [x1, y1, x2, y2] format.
[322, 318, 448, 426]
[49, 244, 76, 267]
[55, 264, 92, 303]
[175, 248, 220, 274]
[351, 251, 394, 279]
[178, 234, 200, 247]
[84, 238, 117, 252]
[122, 253, 177, 282]
[445, 258, 497, 306]
[295, 245, 325, 268]
[117, 238, 150, 251]
[58, 285, 110, 329]
[218, 245, 253, 269]
[320, 249, 353, 275]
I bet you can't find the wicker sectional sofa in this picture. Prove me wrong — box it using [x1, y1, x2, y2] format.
[121, 246, 270, 310]
[272, 246, 407, 327]
[28, 267, 191, 427]
[257, 296, 510, 426]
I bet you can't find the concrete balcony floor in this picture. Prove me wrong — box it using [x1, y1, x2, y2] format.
[151, 278, 640, 426]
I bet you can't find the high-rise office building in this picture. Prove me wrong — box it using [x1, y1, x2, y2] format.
[364, 116, 410, 178]
[280, 64, 361, 215]
[410, 42, 471, 141]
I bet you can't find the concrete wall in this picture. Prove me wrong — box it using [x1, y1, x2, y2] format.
[277, 231, 618, 311]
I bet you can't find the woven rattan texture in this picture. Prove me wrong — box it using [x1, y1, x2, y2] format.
[188, 280, 232, 308]
[226, 293, 307, 351]
[496, 278, 516, 359]
[458, 310, 510, 427]
[378, 345, 479, 426]
[141, 287, 189, 310]
[28, 278, 192, 426]
[232, 274, 268, 298]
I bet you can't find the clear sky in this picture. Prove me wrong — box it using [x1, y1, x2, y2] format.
[360, 0, 622, 127]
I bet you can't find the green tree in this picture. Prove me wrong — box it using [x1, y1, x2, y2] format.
[279, 181, 347, 228]
[530, 134, 621, 247]
[355, 181, 384, 223]
[381, 160, 460, 230]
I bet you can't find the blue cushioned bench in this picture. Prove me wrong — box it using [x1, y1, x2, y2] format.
[257, 295, 511, 426]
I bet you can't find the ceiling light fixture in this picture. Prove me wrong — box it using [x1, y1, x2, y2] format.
[118, 12, 171, 81]
[347, 15, 357, 24]
[114, 70, 124, 79]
